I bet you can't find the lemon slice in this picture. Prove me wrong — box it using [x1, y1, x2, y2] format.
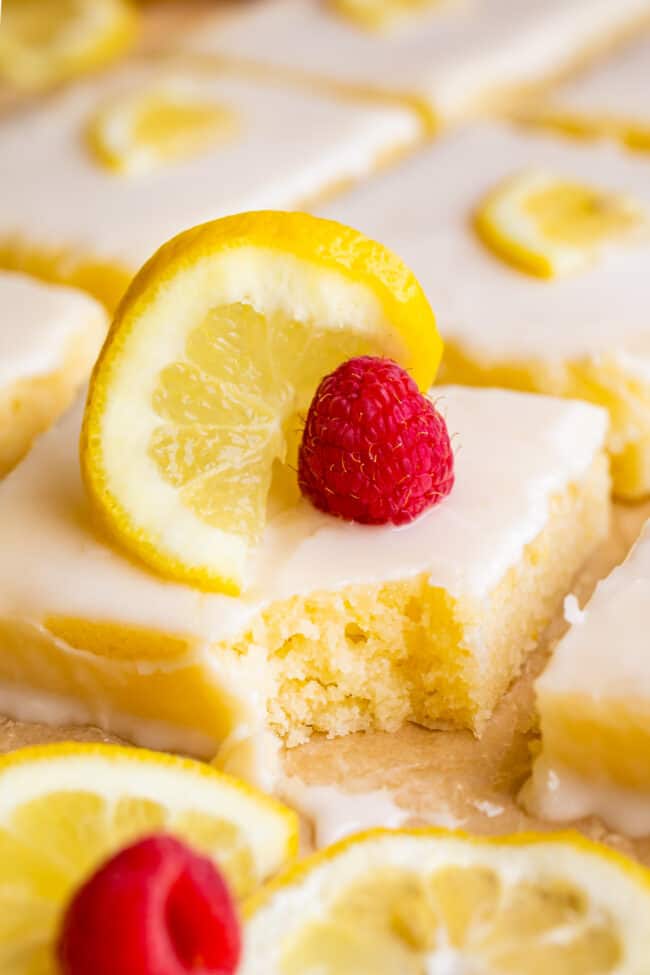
[87, 80, 238, 176]
[329, 0, 448, 31]
[475, 169, 649, 279]
[0, 0, 138, 91]
[242, 828, 650, 974]
[81, 212, 441, 595]
[0, 742, 297, 974]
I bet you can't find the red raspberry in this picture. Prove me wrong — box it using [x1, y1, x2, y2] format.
[57, 834, 241, 975]
[298, 356, 454, 525]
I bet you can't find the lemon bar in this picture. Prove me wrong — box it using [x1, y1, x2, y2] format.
[182, 0, 650, 126]
[0, 271, 107, 477]
[320, 122, 650, 499]
[525, 520, 650, 836]
[0, 63, 418, 311]
[0, 386, 608, 774]
[524, 33, 650, 152]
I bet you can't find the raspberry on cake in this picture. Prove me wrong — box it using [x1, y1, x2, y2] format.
[298, 357, 454, 526]
[181, 0, 650, 127]
[523, 519, 650, 838]
[0, 63, 419, 310]
[319, 122, 650, 499]
[0, 386, 609, 778]
[0, 270, 107, 477]
[521, 33, 650, 153]
[58, 835, 241, 975]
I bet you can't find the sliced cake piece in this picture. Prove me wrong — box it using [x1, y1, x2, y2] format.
[182, 0, 650, 126]
[0, 386, 608, 783]
[0, 271, 107, 476]
[525, 520, 650, 837]
[522, 32, 650, 152]
[0, 62, 418, 310]
[320, 122, 650, 498]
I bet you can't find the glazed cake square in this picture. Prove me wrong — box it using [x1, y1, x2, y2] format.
[320, 122, 650, 499]
[0, 62, 419, 311]
[0, 271, 107, 476]
[0, 386, 608, 783]
[525, 520, 650, 838]
[524, 32, 650, 151]
[183, 0, 650, 126]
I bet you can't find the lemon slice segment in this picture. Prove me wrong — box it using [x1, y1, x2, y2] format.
[0, 0, 138, 91]
[87, 80, 238, 176]
[475, 169, 649, 279]
[243, 828, 650, 975]
[329, 0, 448, 32]
[81, 212, 441, 595]
[0, 742, 297, 975]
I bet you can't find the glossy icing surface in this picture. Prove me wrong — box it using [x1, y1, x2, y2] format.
[0, 271, 106, 387]
[320, 123, 650, 368]
[184, 0, 650, 116]
[0, 63, 418, 270]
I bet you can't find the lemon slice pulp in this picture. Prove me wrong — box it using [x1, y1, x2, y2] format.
[0, 0, 138, 91]
[87, 80, 238, 175]
[0, 743, 297, 975]
[242, 829, 650, 975]
[475, 169, 649, 278]
[82, 212, 441, 594]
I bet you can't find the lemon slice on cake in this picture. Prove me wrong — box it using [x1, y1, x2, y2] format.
[0, 0, 138, 91]
[81, 212, 441, 595]
[87, 80, 238, 176]
[475, 169, 649, 279]
[329, 0, 447, 32]
[0, 742, 297, 974]
[242, 828, 650, 974]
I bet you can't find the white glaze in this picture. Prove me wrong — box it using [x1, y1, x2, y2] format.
[563, 593, 586, 625]
[320, 123, 650, 371]
[0, 271, 106, 387]
[183, 0, 650, 118]
[527, 521, 650, 835]
[523, 759, 650, 839]
[542, 33, 650, 129]
[539, 520, 650, 696]
[0, 63, 418, 271]
[278, 776, 411, 847]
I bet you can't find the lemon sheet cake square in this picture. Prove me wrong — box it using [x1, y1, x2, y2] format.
[0, 385, 608, 783]
[0, 62, 419, 311]
[319, 122, 650, 499]
[523, 32, 650, 151]
[182, 0, 650, 126]
[0, 270, 107, 477]
[525, 520, 650, 838]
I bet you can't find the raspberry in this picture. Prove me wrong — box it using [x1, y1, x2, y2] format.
[57, 834, 241, 975]
[298, 356, 454, 525]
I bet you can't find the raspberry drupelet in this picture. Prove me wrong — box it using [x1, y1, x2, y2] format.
[298, 356, 454, 526]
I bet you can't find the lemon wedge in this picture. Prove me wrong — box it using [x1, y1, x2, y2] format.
[475, 169, 649, 278]
[87, 79, 238, 176]
[0, 742, 297, 974]
[0, 0, 138, 91]
[243, 828, 650, 974]
[81, 212, 441, 595]
[329, 0, 448, 31]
